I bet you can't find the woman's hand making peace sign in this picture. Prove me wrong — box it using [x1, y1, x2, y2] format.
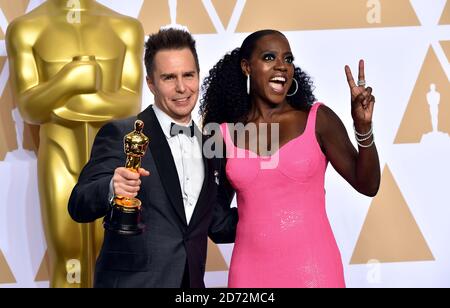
[345, 60, 375, 132]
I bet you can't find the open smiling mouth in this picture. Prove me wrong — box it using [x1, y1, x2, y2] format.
[172, 96, 191, 104]
[269, 76, 287, 93]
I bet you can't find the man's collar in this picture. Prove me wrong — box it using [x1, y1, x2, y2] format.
[152, 104, 194, 140]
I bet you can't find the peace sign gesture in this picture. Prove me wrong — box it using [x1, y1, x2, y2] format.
[345, 60, 375, 127]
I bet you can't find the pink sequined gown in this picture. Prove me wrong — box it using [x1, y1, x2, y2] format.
[220, 103, 345, 288]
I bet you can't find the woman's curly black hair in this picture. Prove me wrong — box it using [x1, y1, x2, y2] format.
[200, 30, 316, 126]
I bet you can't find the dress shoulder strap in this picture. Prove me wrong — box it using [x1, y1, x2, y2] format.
[304, 102, 323, 136]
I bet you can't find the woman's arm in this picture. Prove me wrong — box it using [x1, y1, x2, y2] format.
[317, 60, 380, 197]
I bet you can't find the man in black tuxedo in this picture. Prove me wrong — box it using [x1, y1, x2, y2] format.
[68, 28, 237, 288]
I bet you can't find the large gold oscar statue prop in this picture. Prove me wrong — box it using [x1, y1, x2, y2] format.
[5, 0, 144, 288]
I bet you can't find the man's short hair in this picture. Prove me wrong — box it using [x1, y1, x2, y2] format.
[144, 28, 200, 77]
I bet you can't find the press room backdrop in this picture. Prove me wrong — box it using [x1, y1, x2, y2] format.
[0, 0, 449, 288]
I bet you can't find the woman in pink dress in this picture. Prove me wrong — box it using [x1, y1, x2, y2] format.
[200, 30, 380, 288]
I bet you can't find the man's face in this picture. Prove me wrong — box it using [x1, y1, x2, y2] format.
[147, 48, 199, 124]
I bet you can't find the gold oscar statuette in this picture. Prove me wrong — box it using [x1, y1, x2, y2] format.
[104, 120, 149, 235]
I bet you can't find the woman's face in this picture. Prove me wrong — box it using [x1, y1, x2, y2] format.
[243, 34, 295, 105]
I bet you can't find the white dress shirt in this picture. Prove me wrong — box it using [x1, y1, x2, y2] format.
[109, 105, 205, 225]
[152, 104, 205, 224]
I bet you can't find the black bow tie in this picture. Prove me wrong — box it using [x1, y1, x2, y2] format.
[170, 122, 195, 138]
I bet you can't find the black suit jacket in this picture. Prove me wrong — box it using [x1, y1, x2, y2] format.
[68, 106, 237, 288]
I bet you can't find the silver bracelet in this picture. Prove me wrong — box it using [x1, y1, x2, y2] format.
[357, 135, 375, 148]
[355, 133, 373, 142]
[354, 123, 373, 137]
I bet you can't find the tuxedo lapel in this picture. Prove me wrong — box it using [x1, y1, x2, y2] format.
[138, 106, 187, 227]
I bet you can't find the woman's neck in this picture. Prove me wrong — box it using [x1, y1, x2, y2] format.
[248, 97, 290, 123]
